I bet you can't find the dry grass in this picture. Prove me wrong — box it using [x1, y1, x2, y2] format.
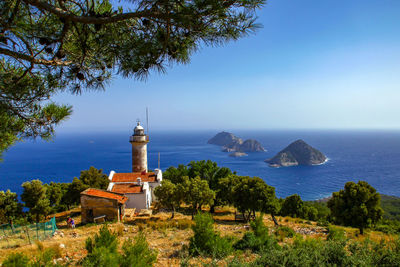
[0, 211, 396, 266]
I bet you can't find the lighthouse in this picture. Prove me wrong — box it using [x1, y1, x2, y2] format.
[129, 121, 149, 173]
[107, 120, 162, 211]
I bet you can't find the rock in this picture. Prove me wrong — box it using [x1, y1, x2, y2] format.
[229, 152, 248, 157]
[265, 139, 327, 167]
[237, 139, 265, 152]
[208, 132, 265, 153]
[221, 146, 236, 152]
[208, 131, 243, 147]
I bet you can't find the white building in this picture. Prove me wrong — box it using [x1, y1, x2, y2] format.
[107, 122, 162, 210]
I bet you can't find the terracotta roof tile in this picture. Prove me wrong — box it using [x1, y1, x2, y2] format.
[111, 183, 143, 194]
[81, 188, 128, 204]
[111, 172, 157, 183]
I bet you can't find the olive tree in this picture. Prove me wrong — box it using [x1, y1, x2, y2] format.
[180, 176, 215, 218]
[231, 176, 278, 223]
[328, 181, 383, 234]
[154, 179, 181, 219]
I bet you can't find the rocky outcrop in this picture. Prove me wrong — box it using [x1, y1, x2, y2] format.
[229, 152, 248, 157]
[265, 139, 326, 167]
[207, 131, 243, 147]
[208, 132, 266, 153]
[238, 139, 265, 152]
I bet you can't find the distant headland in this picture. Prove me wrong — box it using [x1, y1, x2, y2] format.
[208, 131, 265, 157]
[265, 139, 327, 167]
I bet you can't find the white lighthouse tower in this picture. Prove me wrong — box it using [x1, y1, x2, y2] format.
[129, 121, 148, 173]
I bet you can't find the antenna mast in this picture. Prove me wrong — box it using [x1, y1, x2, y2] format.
[146, 107, 149, 136]
[158, 152, 160, 169]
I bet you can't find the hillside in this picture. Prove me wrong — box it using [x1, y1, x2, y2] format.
[0, 208, 396, 266]
[381, 195, 400, 221]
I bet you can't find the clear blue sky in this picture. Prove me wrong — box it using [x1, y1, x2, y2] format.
[55, 0, 400, 132]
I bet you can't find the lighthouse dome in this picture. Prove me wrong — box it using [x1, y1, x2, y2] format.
[134, 121, 145, 136]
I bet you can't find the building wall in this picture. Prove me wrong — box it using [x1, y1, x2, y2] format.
[149, 182, 160, 201]
[125, 189, 152, 210]
[81, 195, 122, 223]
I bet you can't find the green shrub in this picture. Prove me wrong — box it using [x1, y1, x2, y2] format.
[120, 231, 157, 267]
[234, 214, 278, 252]
[254, 237, 348, 267]
[373, 219, 400, 234]
[274, 225, 295, 241]
[327, 226, 345, 241]
[83, 224, 119, 267]
[83, 246, 120, 267]
[85, 224, 118, 254]
[189, 212, 232, 258]
[316, 220, 330, 227]
[30, 246, 63, 267]
[2, 252, 30, 267]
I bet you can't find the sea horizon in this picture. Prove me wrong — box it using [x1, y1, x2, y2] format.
[1, 129, 400, 201]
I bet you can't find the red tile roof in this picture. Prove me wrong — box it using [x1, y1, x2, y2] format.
[111, 183, 143, 194]
[111, 172, 157, 183]
[81, 188, 128, 204]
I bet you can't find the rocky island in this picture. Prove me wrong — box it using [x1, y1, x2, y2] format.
[265, 139, 327, 167]
[208, 132, 265, 157]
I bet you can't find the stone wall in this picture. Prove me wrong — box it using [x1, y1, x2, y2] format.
[81, 195, 122, 223]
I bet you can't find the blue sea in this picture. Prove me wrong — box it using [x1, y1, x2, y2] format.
[1, 130, 400, 200]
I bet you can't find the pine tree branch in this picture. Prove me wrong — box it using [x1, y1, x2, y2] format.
[0, 47, 72, 66]
[23, 0, 161, 24]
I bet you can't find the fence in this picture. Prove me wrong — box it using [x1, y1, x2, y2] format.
[0, 217, 58, 248]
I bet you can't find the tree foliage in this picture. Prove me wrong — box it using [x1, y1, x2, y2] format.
[180, 176, 215, 217]
[328, 181, 383, 234]
[280, 194, 303, 218]
[164, 160, 232, 212]
[231, 176, 277, 222]
[63, 166, 108, 208]
[79, 166, 109, 189]
[0, 0, 264, 158]
[21, 179, 51, 223]
[0, 190, 22, 224]
[154, 179, 180, 219]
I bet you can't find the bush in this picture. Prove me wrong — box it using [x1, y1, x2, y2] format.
[31, 246, 63, 267]
[189, 213, 232, 258]
[85, 224, 118, 254]
[327, 226, 345, 241]
[254, 237, 348, 267]
[120, 231, 157, 267]
[373, 219, 400, 234]
[234, 214, 278, 252]
[83, 224, 119, 267]
[2, 252, 30, 267]
[274, 226, 295, 241]
[83, 246, 120, 267]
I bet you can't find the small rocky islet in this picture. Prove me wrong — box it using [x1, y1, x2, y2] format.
[207, 132, 265, 157]
[265, 139, 327, 167]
